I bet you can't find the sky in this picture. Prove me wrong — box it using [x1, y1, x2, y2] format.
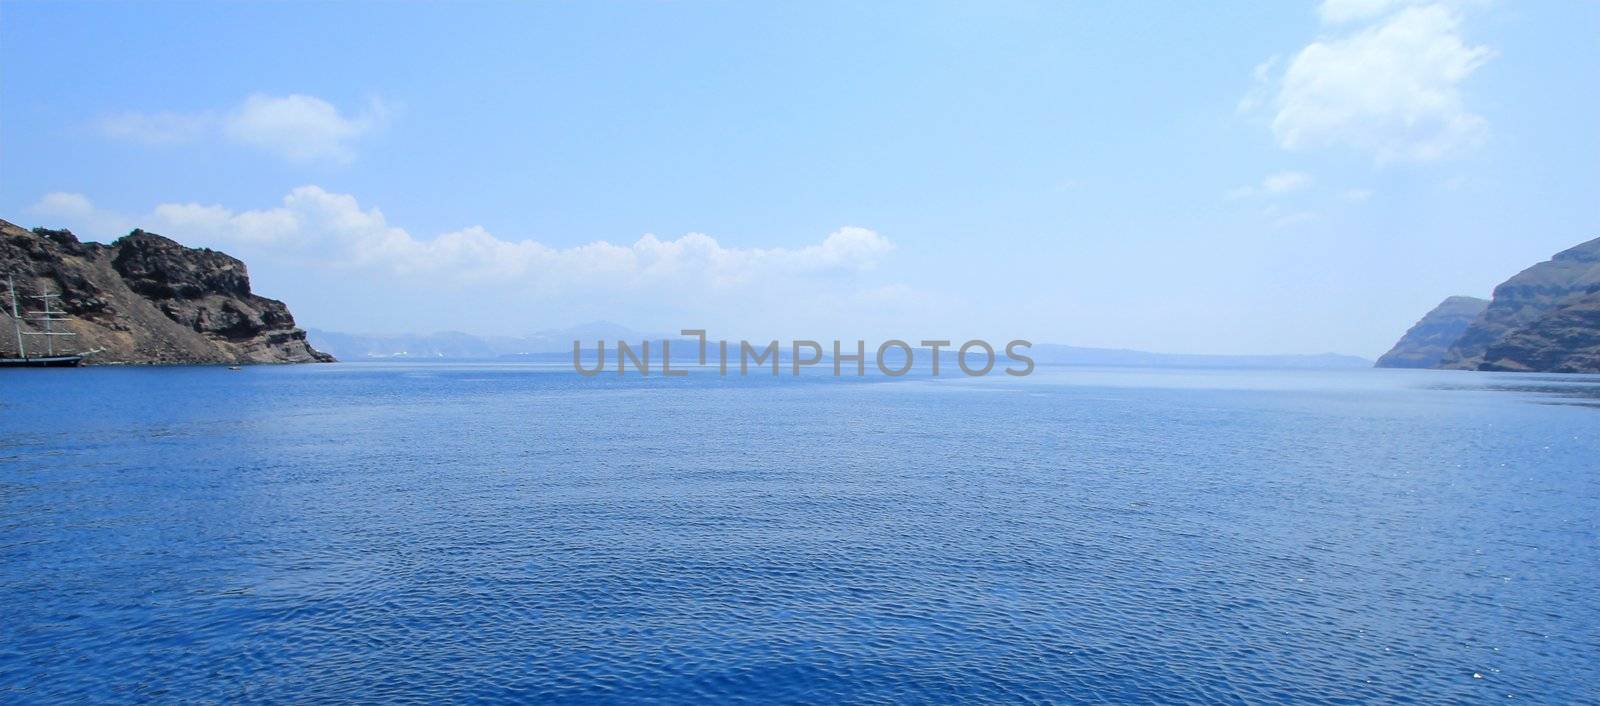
[2, 0, 1596, 357]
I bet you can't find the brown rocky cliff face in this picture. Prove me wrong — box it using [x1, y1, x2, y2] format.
[1439, 237, 1600, 370]
[1479, 292, 1600, 373]
[1377, 235, 1600, 374]
[1, 218, 333, 364]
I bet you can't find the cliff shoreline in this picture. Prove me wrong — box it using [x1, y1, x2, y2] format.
[1377, 236, 1600, 374]
[1, 218, 332, 365]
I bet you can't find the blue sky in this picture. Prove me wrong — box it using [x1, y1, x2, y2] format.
[3, 1, 1596, 356]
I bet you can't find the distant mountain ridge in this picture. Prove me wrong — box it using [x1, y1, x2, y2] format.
[1378, 236, 1600, 374]
[1027, 344, 1367, 369]
[306, 322, 683, 359]
[308, 326, 1370, 368]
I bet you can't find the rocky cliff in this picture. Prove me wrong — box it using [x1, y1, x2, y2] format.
[1375, 295, 1488, 369]
[1378, 236, 1600, 374]
[1479, 291, 1600, 373]
[1439, 237, 1600, 370]
[1, 218, 332, 364]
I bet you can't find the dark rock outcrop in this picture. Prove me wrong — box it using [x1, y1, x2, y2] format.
[1375, 295, 1488, 369]
[1479, 291, 1600, 373]
[1439, 237, 1600, 369]
[1, 218, 332, 364]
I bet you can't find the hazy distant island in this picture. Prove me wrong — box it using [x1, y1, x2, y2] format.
[1, 218, 331, 365]
[1378, 236, 1600, 373]
[303, 325, 1371, 370]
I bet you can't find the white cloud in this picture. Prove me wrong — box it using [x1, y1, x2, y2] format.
[223, 94, 387, 163]
[28, 192, 134, 235]
[25, 187, 923, 336]
[1228, 171, 1314, 199]
[1236, 56, 1280, 114]
[26, 187, 896, 291]
[96, 93, 387, 163]
[1341, 188, 1375, 201]
[1247, 3, 1493, 163]
[151, 201, 302, 245]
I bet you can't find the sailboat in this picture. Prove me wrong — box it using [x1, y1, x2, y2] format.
[2, 275, 87, 367]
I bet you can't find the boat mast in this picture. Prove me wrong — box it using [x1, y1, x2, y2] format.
[24, 292, 73, 356]
[7, 276, 23, 358]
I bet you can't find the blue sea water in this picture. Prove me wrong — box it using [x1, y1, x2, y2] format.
[1, 363, 1597, 704]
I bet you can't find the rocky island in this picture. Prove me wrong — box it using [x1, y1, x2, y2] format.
[1, 218, 332, 365]
[1378, 236, 1600, 374]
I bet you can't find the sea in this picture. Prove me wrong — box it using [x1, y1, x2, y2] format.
[1, 363, 1597, 703]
